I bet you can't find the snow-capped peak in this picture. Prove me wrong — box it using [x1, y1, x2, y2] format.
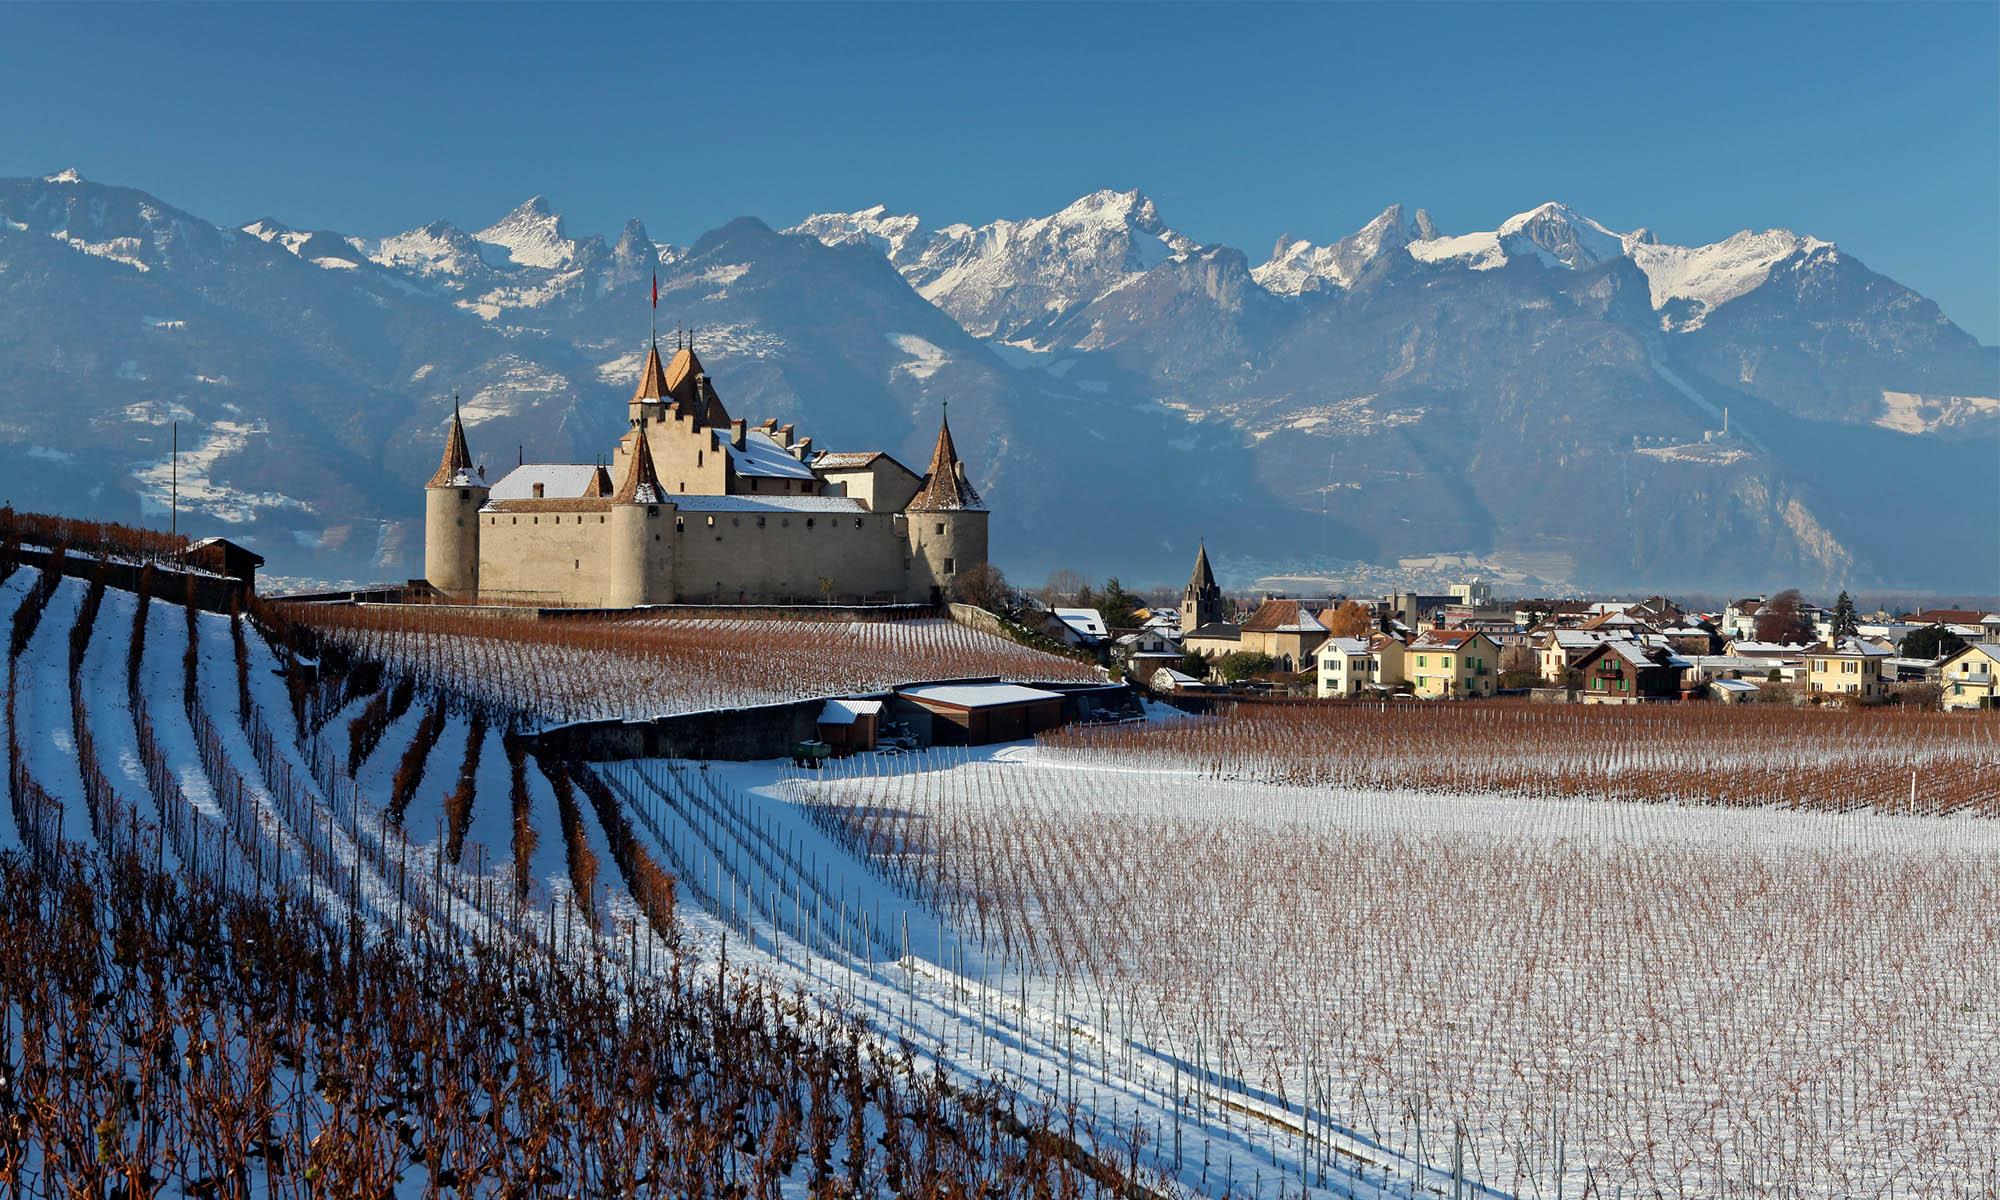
[1253, 203, 1434, 295]
[1627, 228, 1838, 329]
[475, 195, 581, 270]
[1495, 201, 1629, 269]
[786, 205, 930, 267]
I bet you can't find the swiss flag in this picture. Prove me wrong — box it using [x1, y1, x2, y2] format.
[651, 271, 658, 309]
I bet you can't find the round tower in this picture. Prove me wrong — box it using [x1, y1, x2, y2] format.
[424, 403, 486, 599]
[605, 420, 672, 608]
[906, 407, 990, 602]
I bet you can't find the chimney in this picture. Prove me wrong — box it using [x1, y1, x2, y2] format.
[778, 422, 795, 447]
[532, 482, 545, 499]
[729, 418, 747, 449]
[794, 436, 812, 461]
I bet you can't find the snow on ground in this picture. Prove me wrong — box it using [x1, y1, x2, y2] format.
[16, 579, 89, 842]
[771, 741, 2000, 1199]
[0, 570, 37, 854]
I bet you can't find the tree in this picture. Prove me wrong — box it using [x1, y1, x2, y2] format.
[1176, 649, 1210, 679]
[1755, 589, 1814, 645]
[1039, 569, 1085, 606]
[1901, 624, 1967, 662]
[1099, 577, 1142, 630]
[1213, 650, 1278, 683]
[1831, 590, 1858, 639]
[949, 563, 1013, 615]
[1322, 600, 1373, 638]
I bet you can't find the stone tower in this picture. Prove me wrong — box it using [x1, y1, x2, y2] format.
[1183, 540, 1224, 630]
[423, 402, 486, 599]
[606, 422, 671, 608]
[906, 407, 989, 602]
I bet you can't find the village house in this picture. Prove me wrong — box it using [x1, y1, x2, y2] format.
[1237, 599, 1330, 671]
[1406, 629, 1501, 699]
[1939, 643, 2000, 711]
[1045, 607, 1110, 652]
[1804, 637, 1890, 704]
[1370, 633, 1408, 689]
[1537, 628, 1614, 685]
[1313, 636, 1374, 699]
[424, 338, 987, 607]
[1570, 640, 1688, 704]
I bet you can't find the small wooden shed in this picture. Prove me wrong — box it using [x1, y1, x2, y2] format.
[181, 536, 265, 587]
[894, 682, 1066, 746]
[815, 698, 883, 755]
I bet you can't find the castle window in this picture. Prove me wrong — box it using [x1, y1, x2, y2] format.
[934, 523, 944, 536]
[512, 517, 518, 525]
[574, 560, 579, 571]
[459, 488, 470, 499]
[706, 516, 715, 527]
[854, 519, 863, 529]
[697, 451, 703, 468]
[805, 518, 814, 529]
[679, 482, 685, 492]
[675, 517, 684, 531]
[750, 478, 761, 492]
[600, 515, 606, 524]
[647, 506, 659, 517]
[532, 483, 545, 499]
[756, 516, 766, 528]
[945, 557, 956, 574]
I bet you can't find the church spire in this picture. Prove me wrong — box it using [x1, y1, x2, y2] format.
[908, 405, 985, 512]
[1190, 539, 1218, 594]
[427, 397, 476, 487]
[1183, 537, 1224, 630]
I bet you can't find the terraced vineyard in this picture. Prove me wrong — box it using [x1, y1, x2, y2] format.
[0, 558, 1160, 1198]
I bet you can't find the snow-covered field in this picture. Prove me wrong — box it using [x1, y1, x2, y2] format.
[782, 742, 2000, 1199]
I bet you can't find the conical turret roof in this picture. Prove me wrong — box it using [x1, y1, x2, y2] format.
[664, 345, 705, 403]
[427, 402, 477, 487]
[613, 428, 664, 504]
[631, 341, 671, 404]
[909, 408, 985, 512]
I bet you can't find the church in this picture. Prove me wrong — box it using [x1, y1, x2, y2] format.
[423, 337, 988, 607]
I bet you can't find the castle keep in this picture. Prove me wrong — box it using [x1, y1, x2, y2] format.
[424, 339, 988, 606]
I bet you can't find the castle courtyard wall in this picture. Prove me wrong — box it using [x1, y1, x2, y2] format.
[671, 508, 917, 603]
[478, 511, 621, 606]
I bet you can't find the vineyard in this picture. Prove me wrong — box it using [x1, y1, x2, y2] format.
[285, 602, 1105, 726]
[1043, 700, 2000, 814]
[11, 541, 2000, 1197]
[0, 558, 1160, 1197]
[783, 728, 2000, 1198]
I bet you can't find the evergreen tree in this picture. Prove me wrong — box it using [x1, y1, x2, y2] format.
[1832, 590, 1858, 639]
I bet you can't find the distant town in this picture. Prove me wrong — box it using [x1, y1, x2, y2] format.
[1015, 542, 2000, 711]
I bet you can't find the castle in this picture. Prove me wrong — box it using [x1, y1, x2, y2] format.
[423, 337, 988, 607]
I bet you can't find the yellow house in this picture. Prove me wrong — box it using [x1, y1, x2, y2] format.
[1940, 643, 2000, 711]
[1805, 637, 1889, 704]
[1407, 630, 1501, 699]
[1371, 634, 1407, 689]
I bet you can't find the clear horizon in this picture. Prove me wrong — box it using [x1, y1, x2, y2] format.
[2, 1, 1995, 341]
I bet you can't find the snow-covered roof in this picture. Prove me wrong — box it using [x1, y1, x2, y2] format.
[1710, 678, 1760, 693]
[1155, 668, 1201, 685]
[1813, 637, 1891, 658]
[488, 463, 607, 501]
[898, 682, 1065, 709]
[720, 427, 818, 480]
[1053, 608, 1108, 637]
[668, 495, 867, 514]
[1317, 637, 1372, 658]
[818, 698, 884, 725]
[1549, 629, 1613, 649]
[812, 451, 889, 471]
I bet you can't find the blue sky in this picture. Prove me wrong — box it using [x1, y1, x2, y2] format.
[4, 2, 1995, 339]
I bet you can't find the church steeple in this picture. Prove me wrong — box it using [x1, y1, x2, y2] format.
[1183, 539, 1224, 631]
[908, 405, 985, 512]
[427, 398, 476, 487]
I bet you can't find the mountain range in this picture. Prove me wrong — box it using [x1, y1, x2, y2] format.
[1, 169, 1993, 594]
